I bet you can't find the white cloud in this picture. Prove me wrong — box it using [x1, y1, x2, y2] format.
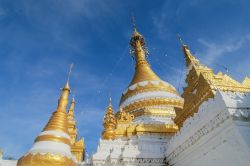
[197, 34, 250, 65]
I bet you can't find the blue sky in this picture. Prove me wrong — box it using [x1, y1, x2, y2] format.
[0, 0, 250, 159]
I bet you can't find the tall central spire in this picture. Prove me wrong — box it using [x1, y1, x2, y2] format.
[119, 18, 183, 117]
[129, 17, 160, 85]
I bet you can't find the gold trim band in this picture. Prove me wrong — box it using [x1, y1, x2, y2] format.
[35, 135, 71, 146]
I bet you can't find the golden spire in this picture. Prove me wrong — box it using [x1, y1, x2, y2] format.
[67, 97, 85, 163]
[175, 40, 250, 128]
[17, 64, 76, 166]
[178, 35, 208, 69]
[68, 97, 75, 117]
[109, 96, 112, 106]
[43, 64, 73, 132]
[102, 97, 116, 140]
[129, 17, 161, 85]
[57, 63, 73, 111]
[119, 19, 182, 115]
[68, 97, 76, 143]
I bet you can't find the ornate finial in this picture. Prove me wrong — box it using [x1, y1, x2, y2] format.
[130, 15, 146, 58]
[68, 63, 74, 82]
[102, 97, 116, 140]
[131, 14, 136, 32]
[127, 17, 160, 86]
[57, 65, 73, 111]
[109, 96, 112, 106]
[64, 63, 73, 89]
[177, 34, 185, 46]
[72, 88, 76, 102]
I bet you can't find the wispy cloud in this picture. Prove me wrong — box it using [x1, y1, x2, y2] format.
[197, 34, 250, 65]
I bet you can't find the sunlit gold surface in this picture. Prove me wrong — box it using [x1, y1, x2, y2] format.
[35, 135, 71, 146]
[102, 98, 117, 140]
[67, 98, 77, 143]
[71, 139, 84, 163]
[115, 123, 178, 137]
[17, 153, 75, 166]
[135, 123, 178, 134]
[42, 80, 71, 133]
[67, 98, 85, 162]
[174, 45, 250, 128]
[17, 67, 76, 166]
[120, 27, 183, 116]
[132, 107, 176, 118]
[122, 98, 183, 114]
[113, 25, 183, 137]
[116, 108, 134, 123]
[43, 109, 69, 134]
[120, 82, 178, 104]
[114, 109, 133, 137]
[120, 28, 180, 108]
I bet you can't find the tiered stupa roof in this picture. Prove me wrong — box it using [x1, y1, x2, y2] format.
[119, 23, 183, 117]
[102, 98, 116, 140]
[17, 66, 76, 166]
[174, 40, 250, 127]
[67, 97, 85, 162]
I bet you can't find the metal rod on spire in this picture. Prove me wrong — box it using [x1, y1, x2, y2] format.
[67, 63, 74, 83]
[131, 13, 136, 31]
[72, 88, 76, 99]
[109, 92, 112, 106]
[177, 34, 185, 45]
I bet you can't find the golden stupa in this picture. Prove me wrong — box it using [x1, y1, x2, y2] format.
[17, 66, 77, 166]
[119, 27, 183, 114]
[67, 97, 85, 162]
[174, 40, 250, 127]
[102, 97, 116, 140]
[110, 19, 184, 138]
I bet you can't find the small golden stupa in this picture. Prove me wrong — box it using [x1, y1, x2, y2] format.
[113, 18, 184, 137]
[17, 65, 77, 166]
[67, 97, 85, 162]
[102, 97, 116, 140]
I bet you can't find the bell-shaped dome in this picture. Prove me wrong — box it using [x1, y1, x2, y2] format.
[119, 27, 183, 114]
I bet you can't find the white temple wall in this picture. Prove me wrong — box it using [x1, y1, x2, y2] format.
[92, 135, 171, 166]
[165, 91, 250, 166]
[0, 159, 17, 166]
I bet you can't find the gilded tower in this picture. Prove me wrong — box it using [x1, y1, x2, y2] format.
[102, 97, 116, 140]
[67, 97, 85, 162]
[93, 19, 184, 165]
[17, 66, 77, 166]
[174, 41, 250, 127]
[116, 21, 183, 136]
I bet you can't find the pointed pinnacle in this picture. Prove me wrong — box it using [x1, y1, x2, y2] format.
[64, 63, 73, 90]
[131, 14, 137, 32]
[177, 34, 185, 46]
[109, 96, 112, 106]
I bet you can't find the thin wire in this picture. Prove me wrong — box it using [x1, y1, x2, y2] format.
[79, 44, 129, 117]
[98, 44, 129, 94]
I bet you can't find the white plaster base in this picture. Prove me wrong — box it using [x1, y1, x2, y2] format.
[92, 135, 171, 166]
[165, 91, 250, 166]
